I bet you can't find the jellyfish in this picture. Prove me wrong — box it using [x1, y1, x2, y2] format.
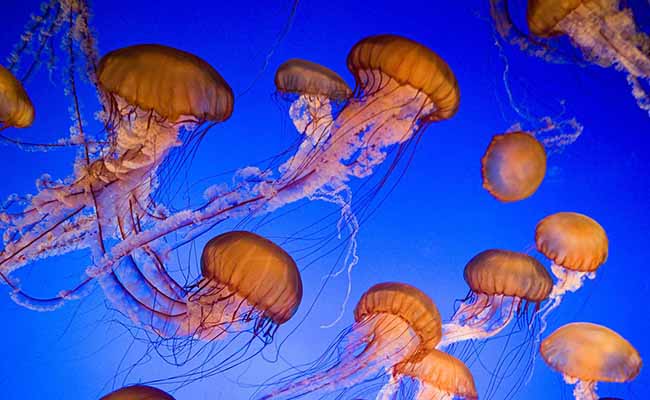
[98, 230, 302, 369]
[492, 0, 650, 115]
[259, 282, 441, 399]
[388, 349, 478, 400]
[438, 249, 553, 398]
[274, 58, 359, 327]
[535, 212, 608, 330]
[440, 249, 552, 346]
[541, 322, 642, 400]
[275, 58, 351, 143]
[481, 131, 547, 202]
[0, 65, 34, 130]
[100, 385, 174, 400]
[8, 0, 98, 84]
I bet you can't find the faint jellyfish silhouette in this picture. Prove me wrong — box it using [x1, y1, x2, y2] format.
[100, 385, 174, 400]
[387, 349, 478, 400]
[0, 65, 34, 130]
[100, 231, 302, 368]
[274, 58, 351, 143]
[541, 322, 642, 400]
[535, 212, 608, 331]
[273, 58, 359, 329]
[259, 282, 441, 399]
[0, 44, 233, 310]
[481, 131, 547, 202]
[440, 249, 552, 346]
[492, 0, 650, 115]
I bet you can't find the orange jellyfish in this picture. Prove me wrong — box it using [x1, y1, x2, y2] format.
[481, 131, 547, 202]
[535, 212, 608, 329]
[492, 0, 650, 115]
[264, 34, 459, 211]
[380, 349, 477, 400]
[99, 231, 302, 368]
[0, 44, 233, 310]
[100, 385, 174, 400]
[0, 65, 34, 130]
[274, 58, 359, 327]
[440, 249, 552, 346]
[259, 282, 441, 399]
[275, 58, 351, 143]
[541, 322, 642, 400]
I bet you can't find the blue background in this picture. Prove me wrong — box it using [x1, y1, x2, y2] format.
[1, 0, 649, 399]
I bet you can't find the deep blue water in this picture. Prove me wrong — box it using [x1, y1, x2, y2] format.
[1, 1, 649, 399]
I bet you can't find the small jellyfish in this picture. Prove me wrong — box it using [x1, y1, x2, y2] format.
[275, 58, 351, 143]
[440, 249, 552, 346]
[481, 131, 547, 202]
[100, 385, 174, 400]
[541, 322, 642, 400]
[99, 230, 302, 363]
[388, 349, 478, 400]
[0, 65, 34, 129]
[259, 282, 441, 399]
[535, 212, 608, 329]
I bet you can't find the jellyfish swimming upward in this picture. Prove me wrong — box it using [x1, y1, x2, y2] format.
[0, 44, 234, 311]
[385, 349, 478, 400]
[492, 0, 650, 114]
[541, 322, 642, 400]
[99, 230, 302, 365]
[260, 282, 441, 399]
[535, 212, 608, 329]
[440, 249, 552, 346]
[275, 58, 351, 144]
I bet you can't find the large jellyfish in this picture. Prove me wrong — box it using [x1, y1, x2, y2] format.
[0, 65, 34, 130]
[259, 282, 441, 399]
[492, 0, 650, 114]
[100, 230, 302, 367]
[440, 249, 552, 346]
[0, 43, 233, 307]
[100, 385, 174, 400]
[384, 349, 478, 400]
[541, 322, 642, 400]
[481, 131, 547, 202]
[535, 212, 608, 330]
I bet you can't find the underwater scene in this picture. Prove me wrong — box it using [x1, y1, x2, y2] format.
[1, 0, 649, 399]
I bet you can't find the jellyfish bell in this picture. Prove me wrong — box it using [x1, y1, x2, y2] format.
[440, 249, 552, 346]
[260, 282, 441, 399]
[100, 385, 174, 400]
[535, 212, 608, 329]
[0, 65, 35, 129]
[100, 231, 302, 346]
[392, 349, 478, 400]
[493, 0, 650, 114]
[541, 322, 642, 400]
[481, 131, 547, 202]
[275, 58, 352, 102]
